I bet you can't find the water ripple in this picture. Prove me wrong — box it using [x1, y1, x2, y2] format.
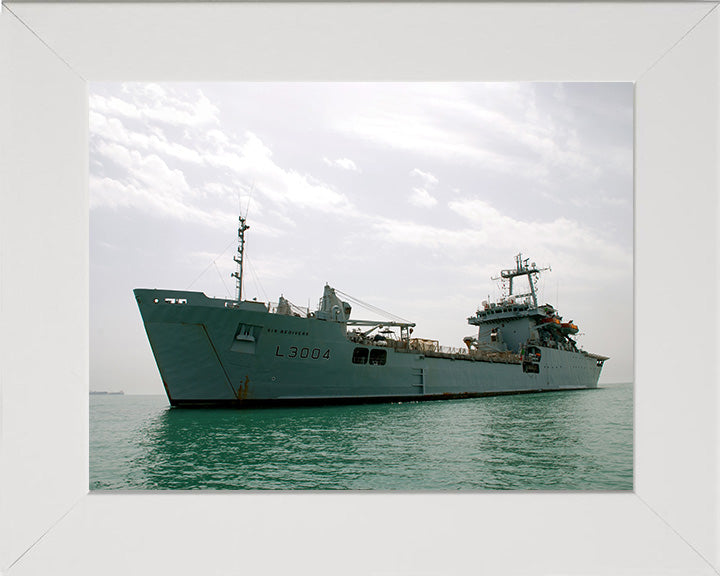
[90, 383, 633, 490]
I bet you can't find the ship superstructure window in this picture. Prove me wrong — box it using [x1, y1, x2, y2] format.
[352, 347, 369, 364]
[369, 349, 387, 366]
[162, 297, 187, 304]
[526, 346, 541, 360]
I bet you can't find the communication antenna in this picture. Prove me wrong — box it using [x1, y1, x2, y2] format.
[492, 253, 550, 308]
[231, 216, 250, 302]
[244, 180, 255, 219]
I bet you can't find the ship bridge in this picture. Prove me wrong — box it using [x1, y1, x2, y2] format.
[468, 303, 548, 325]
[465, 254, 555, 354]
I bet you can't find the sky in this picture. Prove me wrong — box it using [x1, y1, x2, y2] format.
[89, 82, 633, 394]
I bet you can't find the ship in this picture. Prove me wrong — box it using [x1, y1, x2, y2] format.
[134, 217, 608, 407]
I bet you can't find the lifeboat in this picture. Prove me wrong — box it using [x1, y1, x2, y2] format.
[561, 321, 579, 334]
[538, 318, 561, 330]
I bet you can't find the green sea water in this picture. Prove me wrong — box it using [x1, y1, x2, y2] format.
[90, 383, 633, 490]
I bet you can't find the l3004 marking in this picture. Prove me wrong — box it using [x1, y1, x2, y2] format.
[275, 345, 330, 360]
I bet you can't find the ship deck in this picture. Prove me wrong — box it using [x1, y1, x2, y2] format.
[349, 338, 523, 364]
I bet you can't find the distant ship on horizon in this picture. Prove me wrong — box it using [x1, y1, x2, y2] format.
[134, 216, 607, 407]
[89, 390, 124, 395]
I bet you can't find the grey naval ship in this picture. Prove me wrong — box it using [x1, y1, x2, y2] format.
[134, 217, 608, 407]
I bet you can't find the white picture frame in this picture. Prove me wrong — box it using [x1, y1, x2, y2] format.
[1, 2, 718, 575]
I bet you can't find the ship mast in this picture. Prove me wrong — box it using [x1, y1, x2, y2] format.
[231, 216, 250, 302]
[492, 253, 550, 308]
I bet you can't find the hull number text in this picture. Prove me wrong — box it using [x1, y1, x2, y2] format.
[275, 346, 331, 360]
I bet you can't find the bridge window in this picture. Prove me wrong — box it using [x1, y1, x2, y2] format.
[369, 349, 387, 366]
[352, 347, 369, 364]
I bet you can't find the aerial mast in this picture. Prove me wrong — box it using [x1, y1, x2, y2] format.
[492, 253, 550, 308]
[231, 216, 250, 302]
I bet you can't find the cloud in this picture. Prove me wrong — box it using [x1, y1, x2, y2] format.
[366, 196, 631, 288]
[323, 157, 360, 172]
[408, 169, 439, 207]
[370, 215, 466, 251]
[90, 84, 220, 127]
[336, 83, 627, 197]
[93, 141, 191, 195]
[88, 82, 631, 282]
[224, 134, 351, 212]
[410, 168, 439, 187]
[342, 108, 515, 170]
[90, 175, 228, 227]
[409, 187, 437, 208]
[334, 85, 529, 172]
[90, 84, 353, 227]
[599, 195, 629, 207]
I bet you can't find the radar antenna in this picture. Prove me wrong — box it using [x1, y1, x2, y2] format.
[231, 216, 250, 302]
[491, 253, 551, 308]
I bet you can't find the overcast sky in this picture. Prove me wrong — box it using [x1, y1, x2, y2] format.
[90, 82, 633, 394]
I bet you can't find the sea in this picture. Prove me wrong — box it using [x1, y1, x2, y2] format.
[90, 382, 633, 491]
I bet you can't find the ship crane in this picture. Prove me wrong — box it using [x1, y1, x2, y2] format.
[491, 253, 550, 308]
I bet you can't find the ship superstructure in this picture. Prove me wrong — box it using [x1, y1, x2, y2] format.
[463, 254, 591, 373]
[134, 218, 607, 407]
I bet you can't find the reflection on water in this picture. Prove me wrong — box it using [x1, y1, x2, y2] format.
[90, 383, 633, 490]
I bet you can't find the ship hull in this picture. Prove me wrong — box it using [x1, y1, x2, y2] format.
[135, 289, 603, 407]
